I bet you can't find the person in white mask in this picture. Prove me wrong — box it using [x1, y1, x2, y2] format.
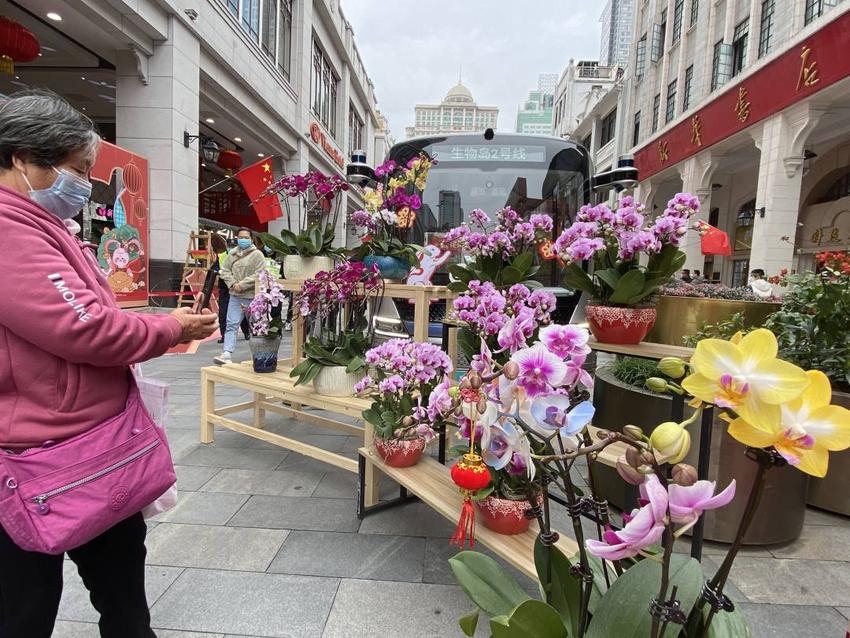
[748, 268, 774, 299]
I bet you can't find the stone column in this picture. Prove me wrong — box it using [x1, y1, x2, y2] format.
[678, 152, 718, 269]
[116, 15, 200, 294]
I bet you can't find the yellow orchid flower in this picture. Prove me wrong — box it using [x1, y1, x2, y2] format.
[728, 370, 850, 477]
[682, 329, 810, 432]
[362, 186, 384, 213]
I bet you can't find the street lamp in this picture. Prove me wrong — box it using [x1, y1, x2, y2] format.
[183, 132, 221, 163]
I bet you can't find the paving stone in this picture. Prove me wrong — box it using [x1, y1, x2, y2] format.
[269, 431, 352, 453]
[837, 607, 850, 620]
[152, 491, 249, 526]
[51, 620, 99, 637]
[228, 494, 361, 532]
[146, 523, 288, 572]
[726, 557, 850, 606]
[276, 450, 350, 473]
[309, 471, 400, 500]
[268, 530, 424, 582]
[154, 631, 224, 638]
[738, 602, 848, 637]
[768, 524, 850, 561]
[699, 555, 749, 603]
[804, 507, 850, 526]
[151, 568, 338, 637]
[200, 468, 325, 496]
[203, 429, 291, 451]
[57, 563, 183, 623]
[357, 501, 456, 538]
[176, 446, 289, 470]
[174, 465, 221, 491]
[322, 579, 487, 637]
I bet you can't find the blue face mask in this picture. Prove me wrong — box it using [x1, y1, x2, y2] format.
[264, 246, 273, 256]
[22, 168, 92, 220]
[237, 238, 253, 250]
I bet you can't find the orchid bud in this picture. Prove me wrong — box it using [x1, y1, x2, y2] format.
[453, 406, 463, 417]
[639, 450, 657, 466]
[448, 386, 460, 399]
[637, 464, 656, 475]
[623, 425, 644, 440]
[649, 421, 691, 464]
[401, 416, 414, 427]
[658, 357, 687, 379]
[468, 371, 482, 389]
[616, 456, 645, 485]
[625, 446, 642, 468]
[502, 361, 520, 380]
[646, 377, 671, 393]
[477, 397, 488, 414]
[459, 377, 471, 390]
[672, 463, 699, 487]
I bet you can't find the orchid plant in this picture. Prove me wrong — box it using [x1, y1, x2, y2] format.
[260, 171, 350, 259]
[246, 269, 286, 338]
[441, 206, 555, 291]
[348, 154, 435, 268]
[556, 194, 699, 308]
[445, 327, 850, 638]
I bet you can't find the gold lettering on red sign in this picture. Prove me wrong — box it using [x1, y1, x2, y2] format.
[734, 87, 751, 122]
[796, 46, 820, 91]
[691, 115, 703, 146]
[658, 141, 670, 163]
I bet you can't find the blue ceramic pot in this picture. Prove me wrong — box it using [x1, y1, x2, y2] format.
[249, 336, 282, 373]
[362, 255, 410, 280]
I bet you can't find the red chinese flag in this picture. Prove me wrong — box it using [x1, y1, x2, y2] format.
[237, 157, 283, 223]
[701, 224, 732, 256]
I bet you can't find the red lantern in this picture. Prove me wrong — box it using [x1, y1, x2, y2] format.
[449, 452, 491, 548]
[216, 149, 243, 174]
[0, 17, 40, 75]
[123, 162, 143, 195]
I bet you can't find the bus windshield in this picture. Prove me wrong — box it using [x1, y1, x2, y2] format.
[386, 133, 590, 285]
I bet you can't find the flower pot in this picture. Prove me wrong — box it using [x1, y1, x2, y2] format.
[313, 365, 360, 397]
[475, 495, 534, 535]
[362, 255, 410, 280]
[248, 335, 282, 373]
[373, 436, 426, 467]
[282, 255, 334, 280]
[807, 390, 850, 515]
[585, 304, 657, 345]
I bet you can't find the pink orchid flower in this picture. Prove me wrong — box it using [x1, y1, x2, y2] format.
[586, 474, 668, 560]
[538, 324, 591, 359]
[497, 315, 530, 354]
[562, 353, 594, 389]
[510, 344, 568, 398]
[668, 479, 736, 525]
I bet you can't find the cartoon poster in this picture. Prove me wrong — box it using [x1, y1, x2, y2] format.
[90, 141, 150, 307]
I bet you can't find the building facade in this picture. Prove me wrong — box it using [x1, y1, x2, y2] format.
[1, 0, 384, 292]
[515, 75, 556, 135]
[552, 60, 622, 141]
[405, 82, 498, 138]
[624, 0, 850, 283]
[600, 0, 636, 68]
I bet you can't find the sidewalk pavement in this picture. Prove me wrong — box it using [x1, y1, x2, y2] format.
[52, 337, 850, 637]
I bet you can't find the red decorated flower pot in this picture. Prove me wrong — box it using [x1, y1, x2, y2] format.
[374, 436, 426, 468]
[585, 304, 657, 345]
[475, 496, 535, 535]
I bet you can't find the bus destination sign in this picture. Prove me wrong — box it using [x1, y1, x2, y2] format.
[430, 144, 547, 163]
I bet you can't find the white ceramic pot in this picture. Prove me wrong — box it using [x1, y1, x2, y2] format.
[282, 255, 334, 280]
[313, 365, 361, 397]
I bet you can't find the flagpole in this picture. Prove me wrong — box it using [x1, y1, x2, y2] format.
[197, 155, 279, 195]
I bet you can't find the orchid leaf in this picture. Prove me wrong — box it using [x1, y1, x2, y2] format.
[501, 266, 524, 286]
[449, 264, 474, 284]
[470, 485, 495, 501]
[594, 268, 621, 293]
[608, 269, 646, 305]
[700, 604, 752, 638]
[534, 538, 581, 637]
[362, 408, 382, 428]
[459, 610, 479, 637]
[345, 356, 366, 374]
[449, 551, 531, 618]
[512, 251, 534, 274]
[563, 264, 596, 296]
[448, 281, 471, 293]
[489, 600, 568, 638]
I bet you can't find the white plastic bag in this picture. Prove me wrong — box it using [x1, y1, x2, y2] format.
[134, 365, 179, 519]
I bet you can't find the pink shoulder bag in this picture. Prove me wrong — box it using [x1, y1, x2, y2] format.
[0, 381, 176, 554]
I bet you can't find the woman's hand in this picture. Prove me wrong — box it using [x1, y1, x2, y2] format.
[170, 307, 218, 342]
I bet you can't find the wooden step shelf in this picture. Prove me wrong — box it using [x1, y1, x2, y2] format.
[358, 446, 579, 581]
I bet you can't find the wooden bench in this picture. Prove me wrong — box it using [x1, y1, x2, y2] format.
[358, 446, 578, 581]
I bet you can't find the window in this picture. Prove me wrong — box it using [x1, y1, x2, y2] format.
[581, 134, 592, 151]
[805, 0, 823, 25]
[600, 108, 617, 146]
[633, 111, 641, 147]
[732, 18, 749, 77]
[226, 0, 238, 15]
[665, 80, 677, 123]
[690, 0, 699, 26]
[820, 170, 850, 203]
[277, 0, 292, 78]
[348, 104, 364, 156]
[261, 0, 276, 55]
[217, 1, 292, 80]
[758, 0, 775, 58]
[311, 42, 339, 136]
[635, 34, 647, 79]
[683, 65, 694, 110]
[652, 93, 661, 132]
[241, 0, 259, 38]
[731, 259, 750, 287]
[651, 11, 667, 62]
[672, 0, 684, 43]
[711, 40, 732, 91]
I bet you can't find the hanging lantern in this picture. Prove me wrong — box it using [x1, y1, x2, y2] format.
[133, 199, 147, 223]
[0, 17, 40, 75]
[216, 149, 243, 176]
[123, 162, 143, 195]
[449, 452, 491, 549]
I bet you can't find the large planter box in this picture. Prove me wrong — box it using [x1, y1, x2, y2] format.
[646, 295, 780, 346]
[591, 366, 808, 544]
[807, 391, 850, 515]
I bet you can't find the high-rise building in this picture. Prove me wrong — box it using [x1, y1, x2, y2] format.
[515, 74, 557, 135]
[405, 82, 499, 138]
[600, 0, 636, 68]
[552, 60, 621, 139]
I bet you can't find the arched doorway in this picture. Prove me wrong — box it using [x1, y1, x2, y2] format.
[798, 170, 850, 272]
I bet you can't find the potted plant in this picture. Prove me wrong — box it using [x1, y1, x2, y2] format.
[355, 338, 453, 467]
[289, 261, 383, 396]
[440, 207, 555, 292]
[260, 171, 349, 279]
[348, 155, 434, 279]
[555, 193, 699, 344]
[448, 328, 850, 638]
[245, 269, 286, 373]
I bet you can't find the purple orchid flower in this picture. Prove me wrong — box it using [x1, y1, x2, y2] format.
[482, 420, 535, 480]
[497, 315, 530, 354]
[511, 344, 568, 398]
[529, 395, 595, 438]
[538, 324, 591, 359]
[668, 479, 736, 525]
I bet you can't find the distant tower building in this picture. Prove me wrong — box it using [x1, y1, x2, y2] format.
[537, 73, 559, 94]
[515, 73, 556, 135]
[405, 81, 499, 138]
[599, 0, 635, 68]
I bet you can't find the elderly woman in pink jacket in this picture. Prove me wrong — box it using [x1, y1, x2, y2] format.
[0, 91, 217, 637]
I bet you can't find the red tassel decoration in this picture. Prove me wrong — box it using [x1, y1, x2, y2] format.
[449, 453, 491, 549]
[451, 495, 476, 548]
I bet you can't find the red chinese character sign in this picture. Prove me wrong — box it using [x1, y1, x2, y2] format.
[90, 141, 150, 307]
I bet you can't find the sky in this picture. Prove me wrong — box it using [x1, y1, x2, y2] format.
[342, 0, 609, 139]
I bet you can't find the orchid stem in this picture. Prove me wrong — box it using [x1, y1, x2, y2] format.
[650, 470, 675, 638]
[581, 429, 613, 588]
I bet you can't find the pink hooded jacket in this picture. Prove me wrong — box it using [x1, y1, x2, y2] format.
[0, 186, 182, 451]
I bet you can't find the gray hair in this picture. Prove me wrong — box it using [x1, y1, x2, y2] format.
[0, 89, 100, 170]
